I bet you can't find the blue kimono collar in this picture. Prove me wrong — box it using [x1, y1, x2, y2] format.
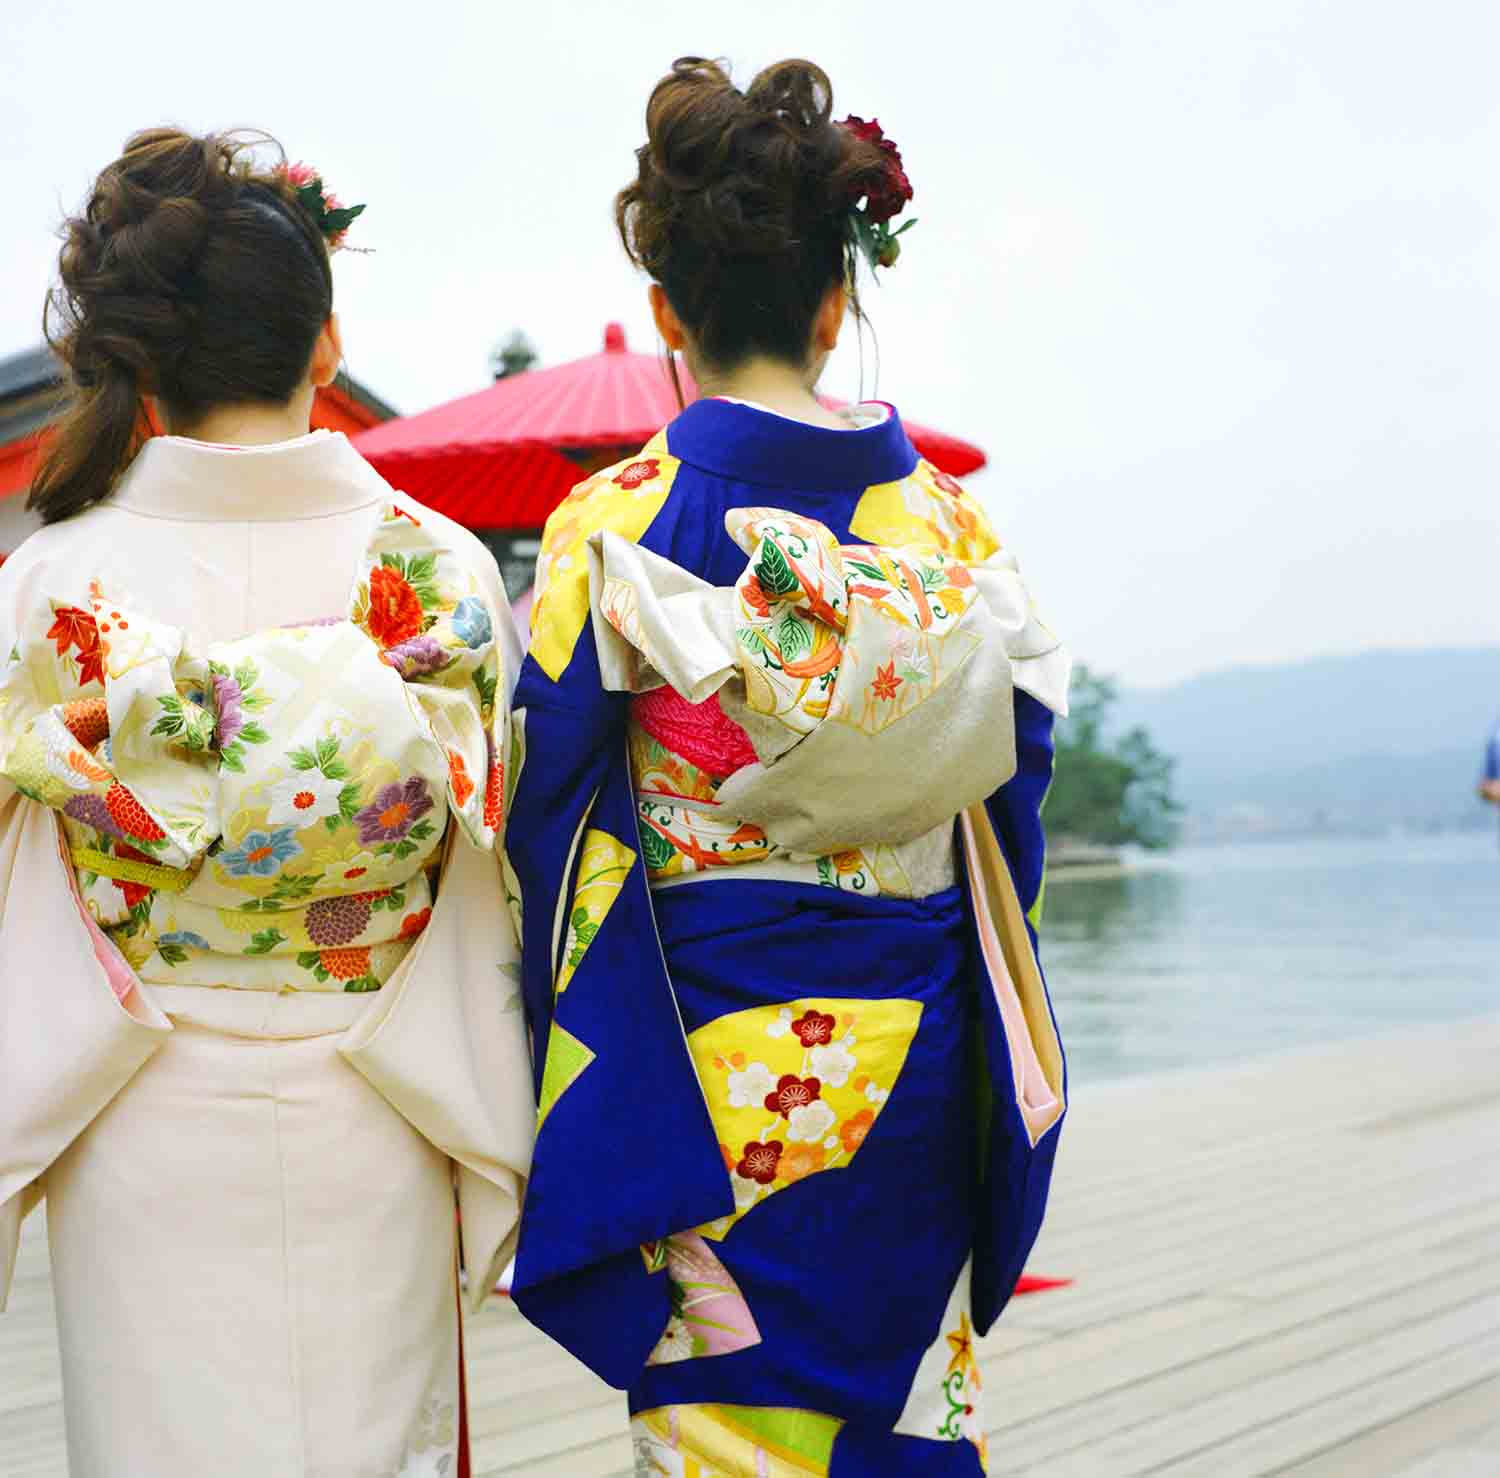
[665, 396, 920, 492]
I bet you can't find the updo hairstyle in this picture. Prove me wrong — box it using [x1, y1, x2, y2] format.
[31, 128, 334, 523]
[616, 58, 892, 374]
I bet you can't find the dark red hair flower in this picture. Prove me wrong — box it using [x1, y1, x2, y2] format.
[840, 116, 914, 224]
[838, 115, 918, 271]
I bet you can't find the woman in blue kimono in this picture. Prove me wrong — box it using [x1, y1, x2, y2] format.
[508, 57, 1071, 1476]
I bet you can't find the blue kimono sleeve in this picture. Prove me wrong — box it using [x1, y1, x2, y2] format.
[971, 688, 1066, 1333]
[506, 622, 733, 1388]
[1484, 721, 1500, 783]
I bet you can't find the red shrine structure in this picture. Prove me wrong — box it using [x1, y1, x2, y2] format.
[355, 322, 988, 598]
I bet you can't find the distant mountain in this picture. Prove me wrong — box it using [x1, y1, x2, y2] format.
[1110, 647, 1500, 836]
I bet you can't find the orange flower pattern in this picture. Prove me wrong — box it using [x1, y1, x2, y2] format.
[364, 564, 426, 647]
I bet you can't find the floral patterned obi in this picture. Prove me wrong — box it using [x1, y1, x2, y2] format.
[0, 506, 508, 993]
[626, 693, 959, 900]
[610, 505, 1025, 901]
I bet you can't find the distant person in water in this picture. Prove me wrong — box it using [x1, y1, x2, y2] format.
[1481, 717, 1500, 805]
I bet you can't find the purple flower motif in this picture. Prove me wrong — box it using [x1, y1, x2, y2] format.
[354, 776, 434, 844]
[381, 634, 451, 678]
[210, 673, 245, 749]
[64, 792, 124, 839]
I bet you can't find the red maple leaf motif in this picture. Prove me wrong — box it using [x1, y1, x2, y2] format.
[739, 572, 772, 618]
[46, 605, 105, 687]
[871, 661, 903, 702]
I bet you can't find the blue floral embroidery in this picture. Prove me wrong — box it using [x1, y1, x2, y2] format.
[218, 828, 302, 877]
[451, 597, 492, 650]
[158, 930, 211, 950]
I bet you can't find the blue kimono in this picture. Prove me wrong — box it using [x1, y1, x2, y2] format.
[507, 398, 1067, 1476]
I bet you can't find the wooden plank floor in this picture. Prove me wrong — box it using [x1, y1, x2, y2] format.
[6, 1015, 1499, 1476]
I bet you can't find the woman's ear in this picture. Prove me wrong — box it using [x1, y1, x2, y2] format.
[649, 284, 688, 352]
[813, 284, 848, 355]
[308, 313, 344, 388]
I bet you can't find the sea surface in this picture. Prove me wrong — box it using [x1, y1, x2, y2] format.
[1044, 830, 1500, 1084]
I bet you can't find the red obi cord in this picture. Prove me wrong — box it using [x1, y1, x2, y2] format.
[631, 687, 758, 780]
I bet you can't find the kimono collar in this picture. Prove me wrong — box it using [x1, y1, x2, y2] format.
[110, 430, 390, 522]
[665, 396, 920, 492]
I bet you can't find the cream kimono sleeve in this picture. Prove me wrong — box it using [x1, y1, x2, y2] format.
[338, 505, 533, 1310]
[0, 562, 173, 1310]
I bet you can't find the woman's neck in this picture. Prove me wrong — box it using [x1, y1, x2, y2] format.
[695, 356, 849, 431]
[162, 390, 315, 447]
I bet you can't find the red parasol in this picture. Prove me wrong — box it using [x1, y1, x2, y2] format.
[354, 323, 987, 531]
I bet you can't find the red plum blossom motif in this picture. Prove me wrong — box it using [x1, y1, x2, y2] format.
[736, 1140, 784, 1185]
[791, 1009, 837, 1048]
[764, 1074, 822, 1119]
[613, 458, 660, 490]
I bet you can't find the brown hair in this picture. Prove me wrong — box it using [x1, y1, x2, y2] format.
[30, 128, 334, 523]
[616, 57, 890, 376]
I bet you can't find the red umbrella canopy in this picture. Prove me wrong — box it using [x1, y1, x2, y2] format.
[354, 323, 987, 531]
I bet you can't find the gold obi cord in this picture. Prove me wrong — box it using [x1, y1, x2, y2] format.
[71, 846, 195, 894]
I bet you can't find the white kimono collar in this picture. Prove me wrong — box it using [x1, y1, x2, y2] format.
[109, 430, 390, 522]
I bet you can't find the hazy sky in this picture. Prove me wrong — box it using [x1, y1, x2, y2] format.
[2, 0, 1496, 687]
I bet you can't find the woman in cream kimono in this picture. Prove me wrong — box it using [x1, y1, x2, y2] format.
[0, 130, 532, 1477]
[509, 61, 1069, 1477]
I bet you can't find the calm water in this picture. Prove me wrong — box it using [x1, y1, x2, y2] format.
[1044, 831, 1500, 1084]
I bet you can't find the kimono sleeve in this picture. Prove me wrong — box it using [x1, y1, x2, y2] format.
[960, 502, 1070, 1331]
[970, 685, 1067, 1331]
[506, 484, 732, 1388]
[0, 555, 172, 1310]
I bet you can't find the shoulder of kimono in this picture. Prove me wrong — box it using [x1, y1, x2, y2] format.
[0, 519, 116, 653]
[849, 457, 1001, 563]
[528, 431, 682, 683]
[381, 490, 505, 578]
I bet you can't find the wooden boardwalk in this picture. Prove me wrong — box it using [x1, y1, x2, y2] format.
[6, 1015, 1500, 1476]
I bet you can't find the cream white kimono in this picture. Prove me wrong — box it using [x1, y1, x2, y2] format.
[0, 431, 534, 1478]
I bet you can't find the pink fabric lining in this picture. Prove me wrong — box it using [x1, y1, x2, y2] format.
[631, 688, 757, 780]
[959, 813, 1059, 1142]
[52, 821, 143, 1012]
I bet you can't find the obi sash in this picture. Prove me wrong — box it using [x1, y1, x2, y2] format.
[0, 503, 513, 993]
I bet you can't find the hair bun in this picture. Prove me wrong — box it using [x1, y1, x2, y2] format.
[743, 58, 833, 133]
[32, 127, 336, 522]
[616, 56, 893, 370]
